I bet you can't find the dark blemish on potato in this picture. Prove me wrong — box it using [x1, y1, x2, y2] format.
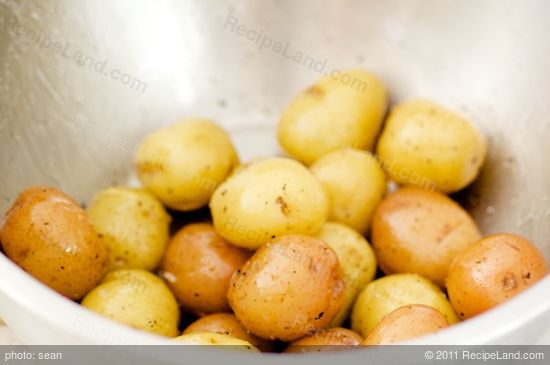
[223, 206, 227, 212]
[60, 266, 65, 270]
[43, 222, 49, 226]
[505, 243, 520, 251]
[502, 273, 518, 291]
[221, 189, 227, 196]
[460, 312, 465, 317]
[306, 85, 324, 97]
[314, 312, 324, 320]
[194, 292, 200, 297]
[282, 184, 287, 191]
[137, 201, 143, 207]
[276, 196, 289, 215]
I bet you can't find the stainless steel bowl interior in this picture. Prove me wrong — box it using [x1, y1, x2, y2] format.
[1, 0, 549, 346]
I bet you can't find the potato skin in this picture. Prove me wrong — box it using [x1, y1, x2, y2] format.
[311, 149, 386, 234]
[182, 313, 274, 350]
[227, 235, 345, 341]
[372, 187, 481, 287]
[351, 273, 458, 337]
[376, 99, 486, 193]
[87, 187, 171, 272]
[278, 69, 387, 165]
[316, 222, 377, 327]
[446, 233, 549, 320]
[362, 304, 449, 345]
[210, 158, 329, 249]
[173, 332, 259, 351]
[135, 119, 239, 211]
[285, 327, 363, 353]
[82, 269, 179, 337]
[0, 186, 107, 300]
[161, 223, 251, 315]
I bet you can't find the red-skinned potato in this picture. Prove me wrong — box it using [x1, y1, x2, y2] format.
[228, 235, 345, 341]
[0, 186, 108, 300]
[446, 233, 549, 319]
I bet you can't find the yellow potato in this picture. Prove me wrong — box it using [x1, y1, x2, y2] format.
[135, 119, 239, 211]
[278, 69, 388, 165]
[87, 187, 171, 271]
[182, 313, 274, 351]
[227, 235, 345, 341]
[362, 304, 449, 345]
[81, 269, 179, 337]
[210, 158, 329, 249]
[285, 328, 363, 353]
[316, 222, 377, 326]
[351, 273, 458, 337]
[173, 332, 259, 351]
[376, 99, 486, 193]
[0, 186, 107, 300]
[311, 149, 386, 234]
[161, 223, 251, 315]
[447, 233, 549, 320]
[371, 187, 481, 287]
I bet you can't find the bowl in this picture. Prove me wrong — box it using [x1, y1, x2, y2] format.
[1, 0, 550, 355]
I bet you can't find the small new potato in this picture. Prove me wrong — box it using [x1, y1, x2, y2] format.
[82, 269, 179, 337]
[278, 69, 388, 165]
[285, 328, 363, 353]
[372, 187, 481, 287]
[183, 313, 274, 350]
[311, 149, 386, 234]
[351, 273, 458, 337]
[87, 187, 171, 271]
[316, 222, 377, 326]
[135, 119, 239, 211]
[446, 233, 549, 320]
[376, 99, 487, 193]
[161, 223, 251, 315]
[362, 304, 449, 345]
[228, 235, 345, 341]
[0, 186, 107, 300]
[210, 158, 329, 249]
[173, 332, 259, 351]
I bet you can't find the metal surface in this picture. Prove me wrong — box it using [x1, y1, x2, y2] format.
[0, 0, 549, 350]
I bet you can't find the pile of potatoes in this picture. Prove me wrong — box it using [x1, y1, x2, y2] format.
[1, 69, 549, 352]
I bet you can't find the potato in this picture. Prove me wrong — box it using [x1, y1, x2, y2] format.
[285, 327, 362, 353]
[87, 187, 171, 271]
[316, 222, 377, 326]
[446, 233, 549, 320]
[278, 69, 387, 165]
[135, 119, 239, 211]
[227, 235, 345, 341]
[161, 223, 251, 315]
[173, 332, 259, 351]
[376, 99, 487, 193]
[371, 187, 481, 287]
[210, 158, 329, 249]
[311, 149, 386, 234]
[81, 269, 179, 337]
[362, 304, 449, 345]
[0, 186, 107, 300]
[351, 273, 458, 337]
[183, 313, 274, 350]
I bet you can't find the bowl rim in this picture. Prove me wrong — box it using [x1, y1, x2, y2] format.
[1, 251, 549, 354]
